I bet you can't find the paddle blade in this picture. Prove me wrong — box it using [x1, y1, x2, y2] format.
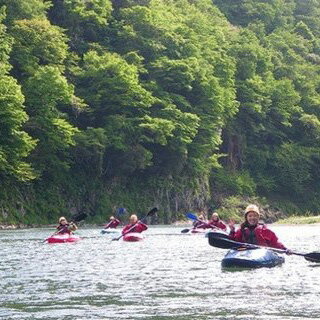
[208, 232, 243, 249]
[181, 228, 190, 233]
[186, 212, 197, 221]
[209, 230, 230, 239]
[70, 212, 87, 222]
[304, 252, 320, 263]
[147, 207, 158, 217]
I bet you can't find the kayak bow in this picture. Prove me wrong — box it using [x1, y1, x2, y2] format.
[221, 247, 284, 269]
[46, 234, 81, 243]
[122, 232, 144, 242]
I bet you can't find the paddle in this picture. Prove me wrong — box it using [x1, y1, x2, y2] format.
[112, 207, 158, 241]
[207, 232, 320, 263]
[181, 212, 206, 233]
[44, 212, 88, 242]
[69, 212, 88, 224]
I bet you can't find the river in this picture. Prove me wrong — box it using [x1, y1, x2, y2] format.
[0, 225, 319, 319]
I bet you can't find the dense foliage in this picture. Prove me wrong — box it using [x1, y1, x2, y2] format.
[0, 0, 320, 224]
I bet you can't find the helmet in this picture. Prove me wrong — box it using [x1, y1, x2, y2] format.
[59, 216, 67, 223]
[244, 204, 260, 216]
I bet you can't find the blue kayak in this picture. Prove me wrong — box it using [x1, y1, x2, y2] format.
[221, 248, 285, 269]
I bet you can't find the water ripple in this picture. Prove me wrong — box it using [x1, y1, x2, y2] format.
[1, 225, 320, 319]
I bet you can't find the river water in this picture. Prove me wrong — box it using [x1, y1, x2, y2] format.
[0, 225, 320, 319]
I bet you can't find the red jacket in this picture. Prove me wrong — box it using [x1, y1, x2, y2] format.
[122, 222, 148, 234]
[207, 219, 227, 231]
[193, 221, 207, 229]
[230, 224, 286, 249]
[105, 219, 120, 229]
[56, 224, 71, 234]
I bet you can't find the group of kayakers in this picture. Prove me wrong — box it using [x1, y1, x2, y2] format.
[193, 211, 228, 231]
[53, 204, 290, 252]
[55, 213, 148, 236]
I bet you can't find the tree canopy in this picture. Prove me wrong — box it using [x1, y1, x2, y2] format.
[1, 0, 320, 223]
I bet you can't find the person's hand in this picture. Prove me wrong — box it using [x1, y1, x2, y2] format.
[68, 222, 77, 231]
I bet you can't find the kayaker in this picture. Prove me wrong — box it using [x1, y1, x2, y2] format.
[122, 214, 148, 234]
[193, 213, 207, 229]
[56, 216, 77, 234]
[207, 212, 227, 231]
[228, 204, 288, 250]
[104, 216, 120, 229]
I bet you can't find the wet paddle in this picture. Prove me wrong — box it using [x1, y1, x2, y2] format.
[181, 212, 206, 233]
[207, 232, 320, 263]
[112, 207, 158, 241]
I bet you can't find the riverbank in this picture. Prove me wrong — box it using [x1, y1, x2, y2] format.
[1, 216, 320, 230]
[277, 215, 320, 224]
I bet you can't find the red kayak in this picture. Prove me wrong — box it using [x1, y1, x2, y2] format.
[123, 232, 144, 242]
[46, 234, 81, 243]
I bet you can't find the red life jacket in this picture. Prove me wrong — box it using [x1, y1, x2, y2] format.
[122, 222, 148, 234]
[56, 224, 71, 234]
[230, 224, 286, 249]
[207, 219, 227, 231]
[105, 219, 120, 229]
[193, 221, 207, 229]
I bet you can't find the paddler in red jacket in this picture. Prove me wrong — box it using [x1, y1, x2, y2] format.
[122, 214, 148, 234]
[104, 216, 120, 229]
[193, 213, 207, 229]
[229, 204, 287, 250]
[207, 212, 227, 231]
[56, 216, 77, 234]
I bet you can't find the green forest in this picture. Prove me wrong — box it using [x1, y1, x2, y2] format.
[1, 0, 320, 225]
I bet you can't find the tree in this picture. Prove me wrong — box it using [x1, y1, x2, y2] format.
[0, 7, 36, 181]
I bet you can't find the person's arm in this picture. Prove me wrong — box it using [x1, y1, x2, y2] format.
[229, 226, 243, 242]
[135, 222, 148, 233]
[69, 222, 77, 232]
[104, 221, 112, 229]
[217, 221, 227, 231]
[264, 228, 287, 250]
[57, 225, 69, 234]
[122, 224, 131, 234]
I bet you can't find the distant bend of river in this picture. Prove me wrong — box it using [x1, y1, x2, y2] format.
[1, 225, 320, 320]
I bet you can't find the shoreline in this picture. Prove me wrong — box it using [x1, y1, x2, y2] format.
[1, 218, 320, 230]
[276, 215, 320, 224]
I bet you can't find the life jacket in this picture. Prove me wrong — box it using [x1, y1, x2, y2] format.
[193, 221, 207, 229]
[230, 224, 286, 250]
[105, 219, 120, 229]
[208, 219, 227, 231]
[241, 226, 258, 244]
[56, 224, 71, 234]
[122, 222, 148, 234]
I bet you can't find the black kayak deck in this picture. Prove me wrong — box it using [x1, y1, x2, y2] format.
[222, 248, 285, 269]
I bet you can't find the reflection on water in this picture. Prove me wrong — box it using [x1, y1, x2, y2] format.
[0, 225, 320, 319]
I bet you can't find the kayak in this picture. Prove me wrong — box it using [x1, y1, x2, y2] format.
[46, 234, 81, 244]
[101, 228, 120, 234]
[221, 248, 285, 269]
[123, 232, 144, 242]
[205, 229, 229, 238]
[190, 228, 207, 234]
